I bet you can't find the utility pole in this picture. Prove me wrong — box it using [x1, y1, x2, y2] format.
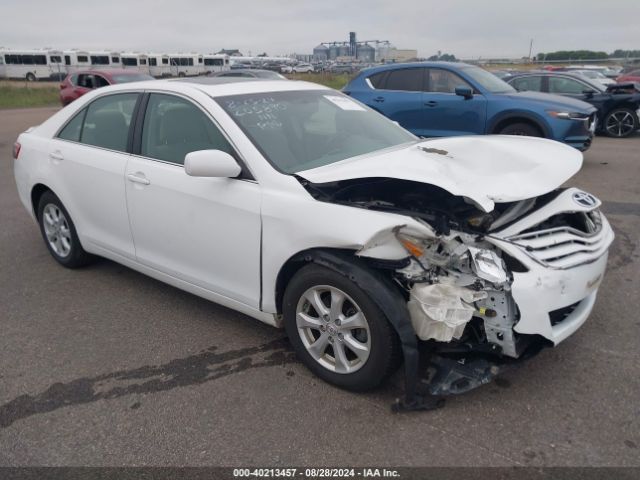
[528, 39, 534, 62]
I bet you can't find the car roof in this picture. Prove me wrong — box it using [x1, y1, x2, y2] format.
[360, 61, 473, 75]
[100, 78, 329, 97]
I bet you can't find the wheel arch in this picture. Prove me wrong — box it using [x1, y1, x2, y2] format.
[489, 111, 550, 137]
[30, 183, 53, 218]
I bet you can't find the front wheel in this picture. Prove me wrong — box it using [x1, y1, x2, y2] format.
[283, 264, 401, 391]
[603, 108, 638, 138]
[498, 122, 542, 137]
[26, 72, 36, 82]
[37, 191, 94, 268]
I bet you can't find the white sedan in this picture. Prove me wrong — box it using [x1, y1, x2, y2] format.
[292, 63, 314, 73]
[13, 78, 614, 409]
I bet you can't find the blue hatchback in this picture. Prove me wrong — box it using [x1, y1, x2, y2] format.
[344, 62, 597, 150]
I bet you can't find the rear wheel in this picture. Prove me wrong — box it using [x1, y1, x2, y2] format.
[603, 108, 638, 138]
[283, 264, 401, 391]
[26, 72, 36, 82]
[37, 191, 94, 268]
[498, 122, 542, 137]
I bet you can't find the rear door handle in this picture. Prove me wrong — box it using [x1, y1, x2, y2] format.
[425, 101, 438, 107]
[373, 96, 385, 103]
[127, 173, 150, 185]
[49, 151, 64, 161]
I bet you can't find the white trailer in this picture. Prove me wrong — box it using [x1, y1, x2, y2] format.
[0, 49, 66, 80]
[203, 54, 230, 74]
[147, 53, 171, 77]
[168, 53, 204, 77]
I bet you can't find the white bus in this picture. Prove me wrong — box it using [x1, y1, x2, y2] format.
[168, 53, 204, 77]
[147, 53, 171, 77]
[86, 50, 121, 70]
[62, 50, 91, 73]
[120, 53, 150, 75]
[0, 49, 66, 80]
[203, 54, 230, 74]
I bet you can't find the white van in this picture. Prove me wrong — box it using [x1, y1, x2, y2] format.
[203, 54, 230, 74]
[0, 49, 66, 80]
[62, 50, 91, 73]
[147, 53, 171, 77]
[120, 53, 150, 75]
[168, 53, 204, 77]
[87, 51, 121, 70]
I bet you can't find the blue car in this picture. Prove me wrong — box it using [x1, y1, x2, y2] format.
[344, 62, 597, 150]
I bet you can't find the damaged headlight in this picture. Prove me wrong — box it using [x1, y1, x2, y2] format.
[468, 247, 508, 285]
[395, 229, 510, 288]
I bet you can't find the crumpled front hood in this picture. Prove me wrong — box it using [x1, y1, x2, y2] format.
[297, 135, 583, 212]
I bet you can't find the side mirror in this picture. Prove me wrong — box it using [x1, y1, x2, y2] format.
[184, 150, 242, 178]
[455, 86, 474, 99]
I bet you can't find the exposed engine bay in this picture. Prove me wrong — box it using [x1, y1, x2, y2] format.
[299, 177, 560, 360]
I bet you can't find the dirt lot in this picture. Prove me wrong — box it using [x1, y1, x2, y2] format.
[0, 107, 638, 466]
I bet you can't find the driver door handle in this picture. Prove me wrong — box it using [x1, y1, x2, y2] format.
[127, 173, 150, 185]
[425, 101, 438, 107]
[373, 96, 385, 103]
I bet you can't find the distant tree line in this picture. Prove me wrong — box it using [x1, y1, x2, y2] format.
[537, 49, 640, 61]
[427, 53, 457, 61]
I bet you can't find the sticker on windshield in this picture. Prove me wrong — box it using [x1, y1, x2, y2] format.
[323, 95, 366, 111]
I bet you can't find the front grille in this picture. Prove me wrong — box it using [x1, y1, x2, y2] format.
[506, 216, 610, 269]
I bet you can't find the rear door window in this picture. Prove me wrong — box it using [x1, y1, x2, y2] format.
[381, 68, 424, 91]
[79, 93, 139, 151]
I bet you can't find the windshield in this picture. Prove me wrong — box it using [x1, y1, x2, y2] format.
[112, 74, 154, 83]
[461, 66, 516, 93]
[216, 90, 416, 173]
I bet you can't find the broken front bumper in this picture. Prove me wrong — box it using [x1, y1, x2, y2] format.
[489, 209, 614, 345]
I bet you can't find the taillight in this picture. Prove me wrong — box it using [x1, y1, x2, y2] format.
[12, 141, 21, 159]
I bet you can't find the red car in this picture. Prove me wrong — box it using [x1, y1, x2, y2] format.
[59, 69, 154, 106]
[616, 69, 640, 84]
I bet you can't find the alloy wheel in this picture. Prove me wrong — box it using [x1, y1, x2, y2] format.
[296, 285, 371, 374]
[42, 203, 72, 257]
[606, 111, 636, 137]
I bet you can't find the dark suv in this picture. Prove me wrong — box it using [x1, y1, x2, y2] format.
[507, 72, 640, 138]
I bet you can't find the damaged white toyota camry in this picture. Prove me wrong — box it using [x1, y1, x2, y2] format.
[13, 78, 614, 410]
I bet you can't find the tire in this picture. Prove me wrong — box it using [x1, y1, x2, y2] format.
[26, 72, 36, 82]
[283, 263, 401, 391]
[178, 72, 186, 78]
[37, 191, 94, 268]
[603, 108, 638, 138]
[498, 122, 542, 137]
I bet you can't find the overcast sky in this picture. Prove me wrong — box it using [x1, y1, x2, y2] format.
[2, 0, 638, 58]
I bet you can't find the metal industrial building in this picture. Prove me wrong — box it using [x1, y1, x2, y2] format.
[311, 32, 416, 63]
